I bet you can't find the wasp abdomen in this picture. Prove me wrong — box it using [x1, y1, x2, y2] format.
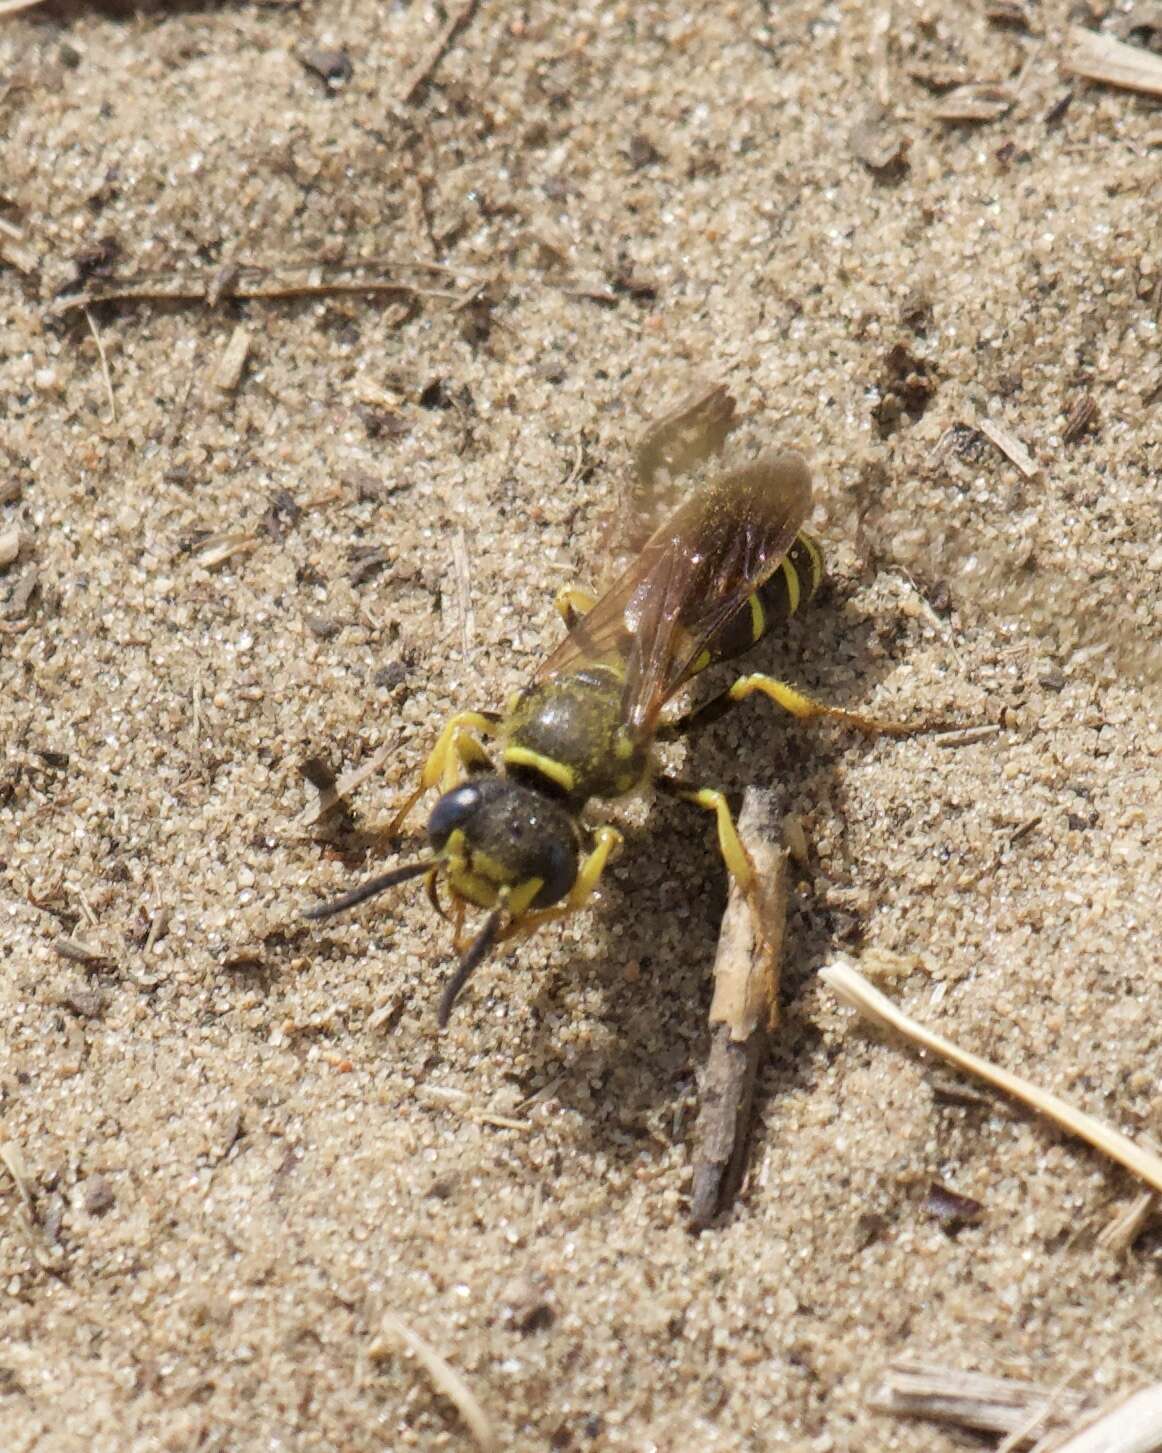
[685, 531, 823, 678]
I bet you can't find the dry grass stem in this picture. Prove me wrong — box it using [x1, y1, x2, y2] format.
[83, 306, 117, 423]
[371, 1311, 497, 1452]
[935, 724, 1003, 748]
[0, 1138, 35, 1218]
[1096, 1188, 1156, 1254]
[0, 213, 38, 274]
[51, 258, 481, 315]
[931, 84, 1015, 123]
[53, 934, 111, 966]
[1050, 1384, 1162, 1453]
[1, 1136, 64, 1270]
[690, 788, 788, 1228]
[872, 1360, 1088, 1439]
[191, 531, 258, 568]
[978, 417, 1039, 478]
[416, 1085, 532, 1132]
[398, 0, 482, 104]
[298, 740, 395, 828]
[998, 1369, 1083, 1453]
[143, 906, 171, 956]
[1064, 26, 1162, 97]
[1096, 1137, 1159, 1251]
[821, 961, 1162, 1195]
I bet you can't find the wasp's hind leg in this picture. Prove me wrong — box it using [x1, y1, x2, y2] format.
[656, 777, 755, 892]
[727, 674, 946, 736]
[664, 673, 948, 740]
[388, 710, 501, 835]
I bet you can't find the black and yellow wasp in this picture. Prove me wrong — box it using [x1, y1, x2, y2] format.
[306, 386, 921, 1024]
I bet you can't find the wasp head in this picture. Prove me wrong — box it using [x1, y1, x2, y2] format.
[304, 774, 580, 1024]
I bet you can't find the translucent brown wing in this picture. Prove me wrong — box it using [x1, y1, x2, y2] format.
[535, 453, 813, 737]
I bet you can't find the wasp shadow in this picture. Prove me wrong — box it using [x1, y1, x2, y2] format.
[512, 578, 951, 1177]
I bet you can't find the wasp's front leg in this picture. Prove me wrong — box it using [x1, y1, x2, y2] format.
[388, 710, 501, 836]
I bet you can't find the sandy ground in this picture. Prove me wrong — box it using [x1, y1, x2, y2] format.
[2, 1, 1161, 1449]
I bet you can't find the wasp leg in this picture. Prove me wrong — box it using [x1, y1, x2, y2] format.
[554, 585, 598, 631]
[663, 673, 940, 739]
[655, 777, 754, 891]
[500, 825, 623, 942]
[728, 673, 937, 735]
[388, 710, 501, 835]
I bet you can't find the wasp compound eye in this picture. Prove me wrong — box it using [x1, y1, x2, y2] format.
[532, 833, 577, 908]
[427, 782, 483, 850]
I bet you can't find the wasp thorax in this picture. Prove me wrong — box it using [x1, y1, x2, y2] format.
[427, 775, 580, 908]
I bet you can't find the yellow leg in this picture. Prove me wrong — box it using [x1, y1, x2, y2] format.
[388, 711, 499, 834]
[661, 782, 754, 891]
[729, 673, 934, 736]
[554, 585, 597, 631]
[568, 825, 622, 908]
[500, 825, 623, 941]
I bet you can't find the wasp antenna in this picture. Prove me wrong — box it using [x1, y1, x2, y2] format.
[303, 859, 437, 921]
[437, 909, 504, 1027]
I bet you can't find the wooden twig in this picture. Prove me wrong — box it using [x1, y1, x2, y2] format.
[399, 0, 482, 105]
[369, 1311, 497, 1452]
[820, 961, 1162, 1195]
[690, 788, 788, 1229]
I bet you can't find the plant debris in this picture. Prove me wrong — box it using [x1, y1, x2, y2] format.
[1064, 24, 1162, 96]
[690, 789, 788, 1230]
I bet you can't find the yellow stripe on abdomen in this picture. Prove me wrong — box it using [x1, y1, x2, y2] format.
[748, 591, 766, 642]
[779, 559, 800, 615]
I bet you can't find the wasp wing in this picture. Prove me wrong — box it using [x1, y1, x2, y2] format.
[536, 453, 813, 737]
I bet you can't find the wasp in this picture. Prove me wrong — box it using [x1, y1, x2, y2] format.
[306, 387, 925, 1024]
